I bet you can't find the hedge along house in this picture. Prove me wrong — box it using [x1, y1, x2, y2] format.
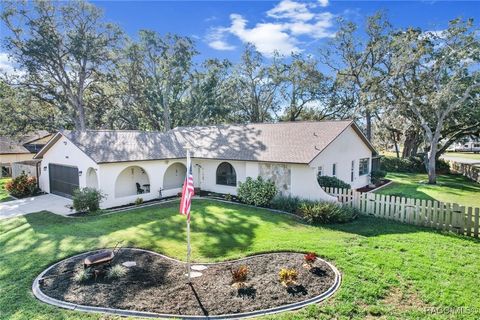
[34, 121, 376, 208]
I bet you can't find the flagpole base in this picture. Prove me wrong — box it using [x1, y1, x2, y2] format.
[184, 271, 203, 278]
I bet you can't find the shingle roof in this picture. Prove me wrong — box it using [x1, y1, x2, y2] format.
[36, 121, 374, 164]
[0, 131, 52, 155]
[0, 136, 30, 154]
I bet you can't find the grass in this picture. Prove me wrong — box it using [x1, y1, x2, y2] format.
[374, 172, 480, 207]
[0, 178, 14, 202]
[444, 152, 480, 161]
[1, 199, 479, 319]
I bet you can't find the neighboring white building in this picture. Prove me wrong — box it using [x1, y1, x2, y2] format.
[34, 121, 376, 208]
[449, 139, 480, 153]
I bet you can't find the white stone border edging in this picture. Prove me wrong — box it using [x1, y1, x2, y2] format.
[32, 248, 341, 320]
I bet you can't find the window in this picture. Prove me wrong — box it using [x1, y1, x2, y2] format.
[318, 166, 323, 177]
[332, 163, 337, 177]
[350, 161, 354, 182]
[474, 144, 480, 148]
[216, 162, 237, 186]
[359, 158, 370, 176]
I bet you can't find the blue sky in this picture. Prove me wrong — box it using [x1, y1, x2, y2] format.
[91, 0, 480, 62]
[0, 0, 478, 72]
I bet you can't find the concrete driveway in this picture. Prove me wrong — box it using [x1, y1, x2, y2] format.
[0, 194, 74, 219]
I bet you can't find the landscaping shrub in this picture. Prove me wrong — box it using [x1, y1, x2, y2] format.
[380, 156, 418, 173]
[317, 175, 351, 189]
[304, 252, 317, 265]
[370, 170, 387, 184]
[436, 158, 451, 174]
[73, 269, 91, 283]
[297, 201, 357, 224]
[231, 265, 249, 285]
[106, 264, 127, 279]
[381, 155, 450, 174]
[270, 195, 301, 213]
[5, 173, 37, 198]
[237, 176, 277, 207]
[278, 268, 298, 287]
[135, 197, 144, 205]
[72, 187, 105, 213]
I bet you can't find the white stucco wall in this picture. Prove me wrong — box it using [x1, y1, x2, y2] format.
[195, 159, 335, 202]
[39, 125, 372, 208]
[38, 135, 98, 193]
[310, 126, 372, 189]
[193, 159, 246, 195]
[290, 163, 336, 201]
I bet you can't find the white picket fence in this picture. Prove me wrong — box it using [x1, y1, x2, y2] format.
[324, 187, 480, 238]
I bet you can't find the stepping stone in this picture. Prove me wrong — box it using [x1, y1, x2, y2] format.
[122, 261, 137, 268]
[191, 265, 208, 271]
[185, 271, 203, 278]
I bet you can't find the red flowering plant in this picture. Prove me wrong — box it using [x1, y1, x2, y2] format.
[303, 252, 317, 269]
[5, 173, 38, 198]
[231, 265, 249, 288]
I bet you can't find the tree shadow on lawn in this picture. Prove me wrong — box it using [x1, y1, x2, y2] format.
[20, 200, 262, 260]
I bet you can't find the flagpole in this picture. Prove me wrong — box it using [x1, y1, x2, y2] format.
[186, 148, 191, 283]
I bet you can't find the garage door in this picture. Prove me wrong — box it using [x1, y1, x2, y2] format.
[49, 164, 79, 198]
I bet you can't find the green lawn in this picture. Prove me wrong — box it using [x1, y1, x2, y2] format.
[444, 152, 480, 161]
[0, 178, 14, 202]
[1, 199, 479, 319]
[375, 173, 480, 207]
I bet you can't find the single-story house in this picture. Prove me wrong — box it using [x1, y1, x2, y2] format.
[0, 131, 53, 177]
[34, 121, 377, 208]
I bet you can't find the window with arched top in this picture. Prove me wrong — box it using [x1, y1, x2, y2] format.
[216, 162, 237, 186]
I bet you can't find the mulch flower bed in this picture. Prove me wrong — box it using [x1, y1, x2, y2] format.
[39, 249, 337, 316]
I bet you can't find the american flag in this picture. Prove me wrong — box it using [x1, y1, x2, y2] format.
[180, 162, 194, 221]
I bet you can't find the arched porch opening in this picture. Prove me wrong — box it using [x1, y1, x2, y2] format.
[163, 162, 187, 190]
[115, 166, 150, 198]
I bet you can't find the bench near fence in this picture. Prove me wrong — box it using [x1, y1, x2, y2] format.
[324, 187, 480, 239]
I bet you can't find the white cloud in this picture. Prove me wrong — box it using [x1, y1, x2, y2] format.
[228, 14, 300, 56]
[267, 0, 314, 22]
[209, 39, 236, 51]
[206, 27, 236, 51]
[205, 0, 335, 57]
[318, 0, 329, 7]
[420, 30, 446, 40]
[0, 53, 16, 75]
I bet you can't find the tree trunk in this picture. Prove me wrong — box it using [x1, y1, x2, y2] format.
[426, 136, 439, 184]
[427, 150, 437, 184]
[163, 84, 171, 131]
[390, 131, 400, 158]
[365, 109, 372, 141]
[402, 127, 421, 158]
[74, 97, 86, 131]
